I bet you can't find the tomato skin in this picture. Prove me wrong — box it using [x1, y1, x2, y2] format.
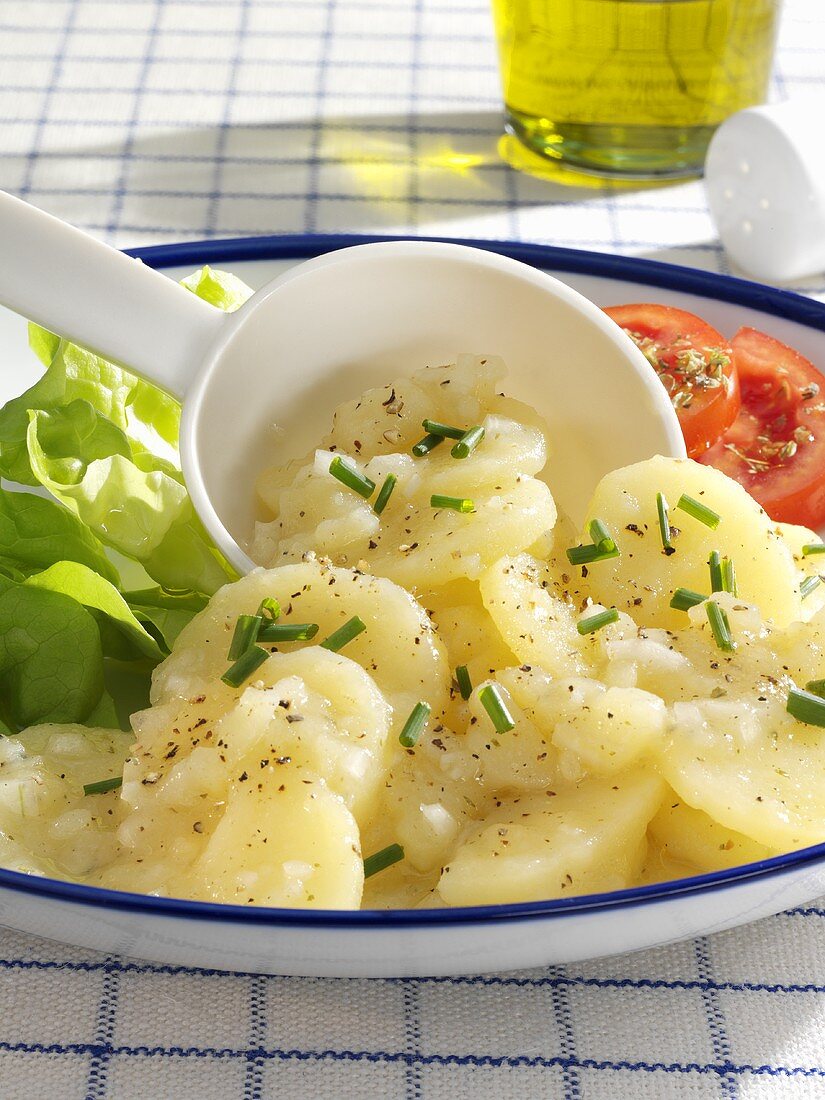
[699, 327, 825, 528]
[604, 304, 740, 459]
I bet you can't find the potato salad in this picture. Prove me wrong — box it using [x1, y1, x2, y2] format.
[3, 354, 825, 911]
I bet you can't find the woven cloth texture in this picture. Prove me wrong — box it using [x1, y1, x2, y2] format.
[2, 1, 825, 1097]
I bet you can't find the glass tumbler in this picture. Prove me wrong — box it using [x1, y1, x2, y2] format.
[492, 0, 782, 179]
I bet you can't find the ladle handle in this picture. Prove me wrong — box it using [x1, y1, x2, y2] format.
[0, 191, 226, 399]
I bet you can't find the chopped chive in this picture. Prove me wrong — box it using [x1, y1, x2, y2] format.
[228, 614, 263, 661]
[787, 685, 825, 727]
[805, 679, 825, 698]
[328, 455, 375, 499]
[801, 575, 822, 600]
[83, 776, 122, 796]
[221, 645, 269, 688]
[455, 664, 472, 700]
[803, 543, 825, 556]
[478, 683, 515, 733]
[412, 433, 445, 457]
[589, 518, 616, 554]
[676, 494, 721, 529]
[705, 600, 735, 652]
[320, 615, 366, 652]
[708, 550, 724, 593]
[422, 418, 464, 440]
[373, 473, 397, 515]
[257, 597, 281, 621]
[670, 587, 708, 611]
[451, 424, 485, 459]
[721, 556, 738, 597]
[431, 494, 475, 514]
[363, 842, 405, 879]
[656, 492, 672, 551]
[577, 608, 619, 635]
[399, 701, 431, 748]
[566, 543, 619, 566]
[258, 622, 319, 642]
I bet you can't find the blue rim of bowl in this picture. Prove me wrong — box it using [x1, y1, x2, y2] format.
[3, 231, 824, 931]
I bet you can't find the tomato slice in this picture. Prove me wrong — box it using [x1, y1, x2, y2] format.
[604, 304, 740, 459]
[699, 327, 825, 528]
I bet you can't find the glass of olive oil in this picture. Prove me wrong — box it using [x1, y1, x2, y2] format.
[492, 0, 782, 178]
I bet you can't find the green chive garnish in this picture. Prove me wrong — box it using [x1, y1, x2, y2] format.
[577, 608, 619, 635]
[676, 494, 721, 529]
[589, 518, 616, 554]
[721, 557, 738, 597]
[455, 664, 472, 700]
[656, 492, 672, 551]
[708, 551, 724, 593]
[228, 614, 263, 661]
[566, 543, 619, 566]
[806, 679, 825, 698]
[801, 575, 822, 600]
[451, 425, 485, 459]
[258, 622, 319, 642]
[431, 494, 475, 514]
[412, 433, 444, 457]
[399, 701, 431, 748]
[221, 645, 269, 687]
[670, 587, 707, 611]
[373, 473, 397, 516]
[320, 615, 366, 652]
[422, 418, 464, 440]
[803, 543, 825, 556]
[705, 600, 734, 652]
[83, 776, 122, 796]
[478, 683, 515, 733]
[257, 597, 281, 621]
[329, 455, 375, 499]
[363, 843, 405, 879]
[787, 686, 825, 727]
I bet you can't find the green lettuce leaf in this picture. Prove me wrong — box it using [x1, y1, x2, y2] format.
[181, 265, 254, 312]
[0, 338, 181, 485]
[0, 485, 118, 583]
[0, 579, 104, 731]
[24, 561, 163, 660]
[26, 404, 233, 594]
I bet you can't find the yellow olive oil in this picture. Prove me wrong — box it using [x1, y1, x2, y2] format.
[492, 0, 781, 177]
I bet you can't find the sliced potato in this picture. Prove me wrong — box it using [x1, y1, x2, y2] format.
[437, 772, 665, 906]
[150, 560, 450, 722]
[584, 456, 801, 629]
[480, 554, 587, 679]
[190, 775, 363, 908]
[648, 796, 778, 875]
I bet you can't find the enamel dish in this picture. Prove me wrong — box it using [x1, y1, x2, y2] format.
[2, 234, 824, 978]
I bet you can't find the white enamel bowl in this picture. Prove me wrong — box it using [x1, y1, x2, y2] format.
[1, 235, 825, 977]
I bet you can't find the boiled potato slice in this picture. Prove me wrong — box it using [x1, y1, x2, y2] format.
[189, 776, 363, 908]
[437, 772, 665, 906]
[252, 423, 555, 588]
[551, 685, 667, 777]
[0, 725, 129, 878]
[583, 456, 801, 629]
[480, 554, 587, 679]
[776, 521, 825, 620]
[659, 688, 825, 850]
[150, 561, 449, 723]
[648, 796, 778, 875]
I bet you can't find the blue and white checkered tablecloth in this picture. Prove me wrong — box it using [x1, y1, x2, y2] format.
[2, 1, 825, 1097]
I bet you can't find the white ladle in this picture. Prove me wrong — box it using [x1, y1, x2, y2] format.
[0, 191, 685, 573]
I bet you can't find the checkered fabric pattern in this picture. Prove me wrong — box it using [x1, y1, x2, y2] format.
[2, 1, 825, 1097]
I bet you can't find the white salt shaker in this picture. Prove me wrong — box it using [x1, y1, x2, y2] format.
[705, 99, 825, 284]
